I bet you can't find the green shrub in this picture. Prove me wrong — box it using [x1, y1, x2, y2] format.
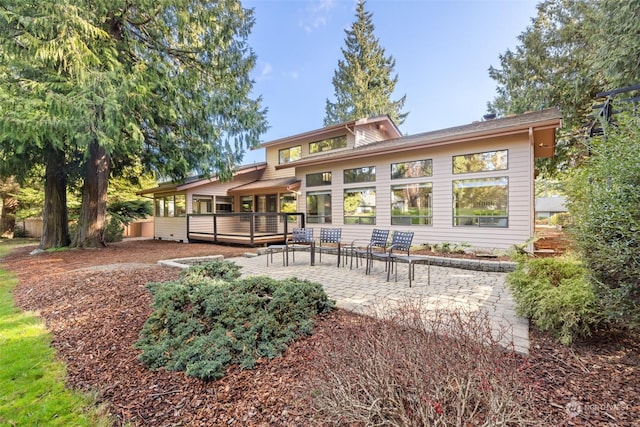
[566, 114, 640, 327]
[104, 216, 124, 242]
[507, 257, 599, 344]
[179, 259, 242, 282]
[135, 269, 334, 380]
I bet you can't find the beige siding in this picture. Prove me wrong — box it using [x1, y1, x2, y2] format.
[354, 124, 389, 147]
[263, 147, 298, 180]
[297, 133, 534, 250]
[185, 171, 261, 213]
[154, 217, 188, 242]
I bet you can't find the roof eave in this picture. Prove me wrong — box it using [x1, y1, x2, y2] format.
[276, 113, 561, 170]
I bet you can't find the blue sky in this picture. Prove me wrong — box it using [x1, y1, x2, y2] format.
[241, 0, 539, 164]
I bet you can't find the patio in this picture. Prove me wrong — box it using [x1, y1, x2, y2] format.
[223, 250, 529, 354]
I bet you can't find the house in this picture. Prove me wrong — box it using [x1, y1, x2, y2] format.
[535, 196, 567, 219]
[139, 108, 561, 251]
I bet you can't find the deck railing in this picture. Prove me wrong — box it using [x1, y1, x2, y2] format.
[187, 212, 305, 246]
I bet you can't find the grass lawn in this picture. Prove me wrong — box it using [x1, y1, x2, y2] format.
[0, 240, 113, 426]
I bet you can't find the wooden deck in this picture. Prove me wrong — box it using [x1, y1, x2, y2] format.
[188, 233, 289, 247]
[187, 212, 304, 247]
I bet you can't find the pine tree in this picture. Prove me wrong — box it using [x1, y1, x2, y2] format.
[324, 0, 408, 127]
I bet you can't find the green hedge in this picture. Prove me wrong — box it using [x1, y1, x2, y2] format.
[507, 257, 600, 344]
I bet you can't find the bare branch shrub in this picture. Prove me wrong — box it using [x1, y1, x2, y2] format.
[308, 301, 537, 426]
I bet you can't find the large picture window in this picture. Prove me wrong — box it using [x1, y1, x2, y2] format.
[279, 145, 301, 164]
[391, 160, 432, 179]
[155, 195, 186, 217]
[309, 135, 347, 154]
[453, 150, 508, 174]
[391, 183, 432, 225]
[344, 187, 376, 225]
[344, 166, 376, 183]
[453, 177, 508, 227]
[306, 172, 332, 187]
[307, 191, 332, 224]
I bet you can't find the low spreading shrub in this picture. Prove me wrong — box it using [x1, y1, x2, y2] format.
[308, 302, 537, 426]
[507, 257, 599, 344]
[136, 268, 334, 380]
[179, 259, 242, 282]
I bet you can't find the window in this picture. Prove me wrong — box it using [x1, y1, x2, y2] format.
[309, 135, 347, 154]
[241, 195, 253, 212]
[344, 187, 376, 224]
[192, 196, 212, 214]
[155, 195, 186, 217]
[215, 196, 233, 213]
[154, 198, 165, 217]
[279, 145, 301, 164]
[453, 150, 508, 174]
[391, 183, 432, 225]
[306, 172, 332, 187]
[174, 195, 186, 217]
[344, 166, 376, 183]
[307, 191, 332, 224]
[391, 160, 432, 179]
[453, 177, 508, 227]
[279, 193, 297, 222]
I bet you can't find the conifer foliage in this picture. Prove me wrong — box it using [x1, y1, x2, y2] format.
[324, 0, 408, 127]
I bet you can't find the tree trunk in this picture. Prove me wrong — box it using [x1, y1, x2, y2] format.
[73, 140, 110, 248]
[40, 145, 71, 249]
[0, 196, 18, 238]
[0, 176, 19, 238]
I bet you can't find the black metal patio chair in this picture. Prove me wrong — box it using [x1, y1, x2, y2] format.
[349, 228, 390, 274]
[287, 227, 315, 266]
[369, 230, 414, 281]
[316, 227, 343, 267]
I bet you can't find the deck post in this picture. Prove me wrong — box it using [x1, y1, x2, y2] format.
[249, 212, 255, 246]
[213, 214, 217, 243]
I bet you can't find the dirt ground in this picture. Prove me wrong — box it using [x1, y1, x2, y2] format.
[2, 239, 639, 426]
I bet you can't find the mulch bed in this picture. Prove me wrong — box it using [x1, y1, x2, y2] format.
[2, 239, 639, 426]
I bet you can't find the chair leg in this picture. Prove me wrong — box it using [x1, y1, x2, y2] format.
[409, 262, 415, 287]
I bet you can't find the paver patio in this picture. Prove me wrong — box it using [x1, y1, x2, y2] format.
[225, 251, 529, 355]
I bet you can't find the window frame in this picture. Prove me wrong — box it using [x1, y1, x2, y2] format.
[452, 177, 509, 227]
[343, 186, 376, 225]
[452, 149, 508, 174]
[214, 195, 234, 213]
[391, 182, 433, 226]
[391, 159, 433, 179]
[306, 171, 332, 187]
[278, 145, 302, 164]
[155, 195, 186, 218]
[343, 166, 376, 184]
[306, 190, 332, 224]
[192, 195, 213, 214]
[309, 135, 347, 154]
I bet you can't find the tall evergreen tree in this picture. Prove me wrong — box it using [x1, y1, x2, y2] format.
[487, 0, 640, 176]
[324, 0, 408, 127]
[0, 0, 267, 248]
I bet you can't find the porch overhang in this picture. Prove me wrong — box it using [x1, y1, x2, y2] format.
[227, 177, 301, 195]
